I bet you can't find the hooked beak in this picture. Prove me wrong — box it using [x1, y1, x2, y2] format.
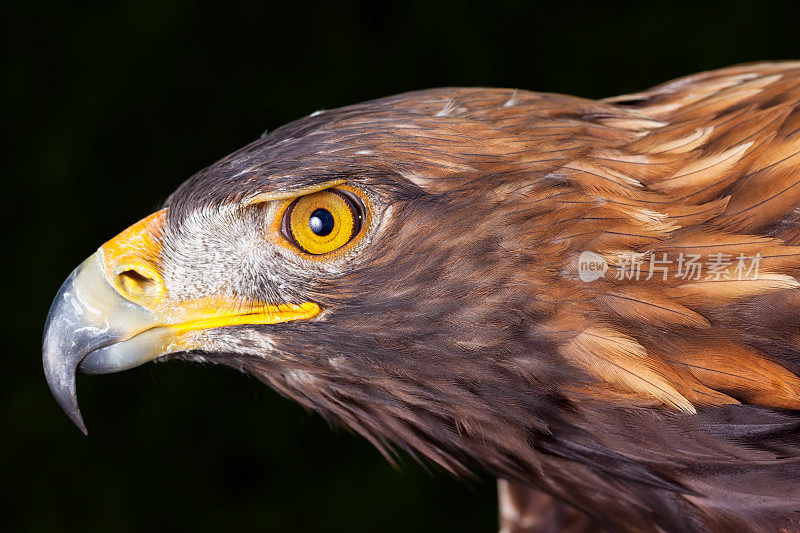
[42, 252, 161, 434]
[42, 209, 320, 434]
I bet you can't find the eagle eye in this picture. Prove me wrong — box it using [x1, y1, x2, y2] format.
[282, 189, 363, 255]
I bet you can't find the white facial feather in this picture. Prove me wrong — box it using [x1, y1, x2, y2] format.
[158, 185, 383, 307]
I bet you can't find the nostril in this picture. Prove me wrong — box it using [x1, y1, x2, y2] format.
[118, 269, 160, 300]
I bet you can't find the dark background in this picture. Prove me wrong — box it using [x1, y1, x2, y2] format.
[5, 1, 800, 531]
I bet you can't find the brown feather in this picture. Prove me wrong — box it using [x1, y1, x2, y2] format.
[599, 289, 711, 328]
[665, 343, 800, 410]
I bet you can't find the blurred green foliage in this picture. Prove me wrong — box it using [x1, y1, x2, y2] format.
[5, 1, 800, 531]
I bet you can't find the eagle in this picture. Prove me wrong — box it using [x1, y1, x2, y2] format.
[44, 62, 800, 532]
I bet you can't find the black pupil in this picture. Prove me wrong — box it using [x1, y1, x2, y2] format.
[308, 208, 335, 236]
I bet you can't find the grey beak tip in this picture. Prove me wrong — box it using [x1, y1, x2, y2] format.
[43, 357, 89, 435]
[44, 382, 89, 435]
[66, 406, 89, 436]
[58, 387, 88, 435]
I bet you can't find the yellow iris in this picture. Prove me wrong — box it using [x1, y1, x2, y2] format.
[287, 190, 359, 255]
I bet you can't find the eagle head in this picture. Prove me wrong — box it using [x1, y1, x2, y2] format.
[43, 89, 564, 475]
